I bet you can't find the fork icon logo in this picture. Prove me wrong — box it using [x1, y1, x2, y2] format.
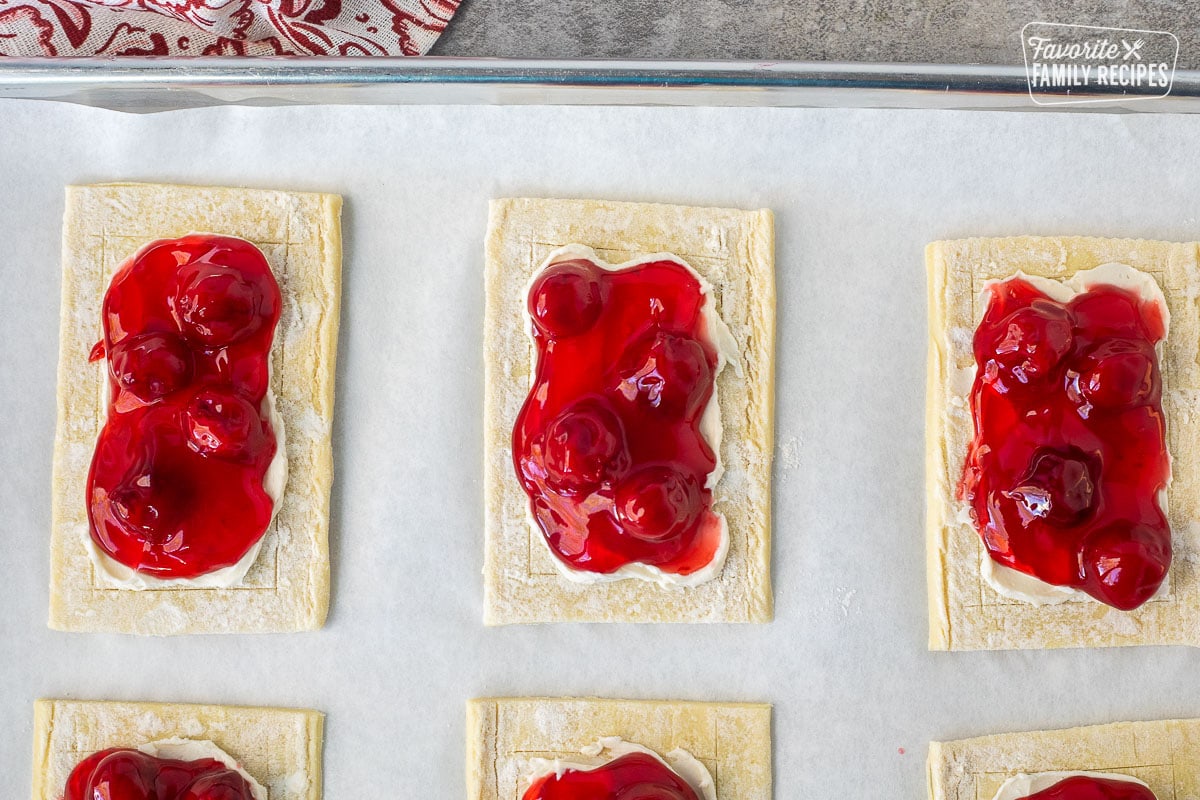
[1022, 22, 1178, 105]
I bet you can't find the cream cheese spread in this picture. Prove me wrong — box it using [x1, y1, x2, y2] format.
[525, 736, 717, 800]
[976, 264, 1170, 605]
[137, 737, 267, 800]
[523, 244, 736, 588]
[86, 341, 288, 590]
[991, 770, 1151, 800]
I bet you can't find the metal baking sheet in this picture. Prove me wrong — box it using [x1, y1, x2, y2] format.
[1, 58, 1199, 113]
[3, 98, 1200, 799]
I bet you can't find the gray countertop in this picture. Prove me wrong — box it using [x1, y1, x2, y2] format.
[432, 0, 1196, 69]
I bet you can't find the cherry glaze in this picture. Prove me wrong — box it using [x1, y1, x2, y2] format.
[86, 235, 280, 579]
[65, 748, 258, 800]
[513, 256, 724, 577]
[1019, 775, 1156, 800]
[522, 752, 700, 800]
[960, 277, 1170, 610]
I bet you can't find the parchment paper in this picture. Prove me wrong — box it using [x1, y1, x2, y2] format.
[2, 100, 1200, 799]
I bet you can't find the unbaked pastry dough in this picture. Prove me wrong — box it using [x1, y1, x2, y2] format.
[466, 697, 771, 800]
[928, 718, 1200, 800]
[32, 699, 323, 800]
[50, 183, 342, 635]
[926, 236, 1200, 650]
[483, 198, 775, 624]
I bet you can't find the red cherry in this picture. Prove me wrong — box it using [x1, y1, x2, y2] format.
[173, 261, 277, 347]
[66, 750, 116, 800]
[76, 750, 157, 800]
[1004, 448, 1096, 527]
[184, 388, 266, 461]
[529, 495, 571, 544]
[110, 468, 187, 544]
[615, 465, 702, 542]
[984, 300, 1073, 389]
[528, 259, 604, 338]
[1076, 341, 1157, 410]
[109, 331, 193, 402]
[615, 330, 714, 419]
[180, 770, 258, 800]
[1070, 287, 1153, 340]
[1082, 522, 1171, 610]
[542, 399, 629, 495]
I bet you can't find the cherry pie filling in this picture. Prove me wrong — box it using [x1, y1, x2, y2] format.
[86, 235, 281, 580]
[513, 254, 726, 577]
[522, 752, 700, 800]
[65, 748, 258, 800]
[1017, 775, 1156, 800]
[960, 275, 1170, 610]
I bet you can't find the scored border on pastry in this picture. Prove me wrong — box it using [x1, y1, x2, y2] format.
[32, 698, 324, 800]
[926, 236, 1200, 650]
[928, 718, 1200, 800]
[466, 697, 771, 800]
[483, 197, 775, 624]
[50, 182, 342, 635]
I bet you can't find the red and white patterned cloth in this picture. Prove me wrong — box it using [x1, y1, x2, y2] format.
[0, 0, 458, 55]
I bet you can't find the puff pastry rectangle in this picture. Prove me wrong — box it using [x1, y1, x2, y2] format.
[928, 719, 1200, 800]
[466, 697, 771, 800]
[926, 236, 1200, 650]
[32, 699, 324, 800]
[483, 197, 775, 624]
[50, 182, 342, 635]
